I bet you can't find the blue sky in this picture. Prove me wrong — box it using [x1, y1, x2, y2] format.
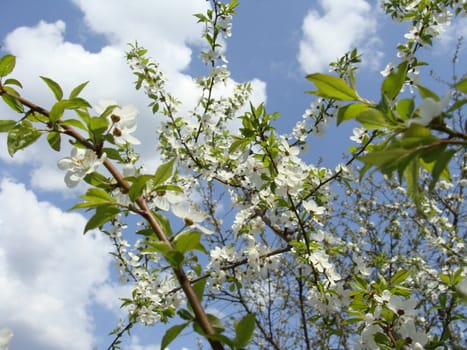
[0, 1, 465, 349]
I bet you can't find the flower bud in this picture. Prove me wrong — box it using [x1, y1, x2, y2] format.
[111, 114, 121, 123]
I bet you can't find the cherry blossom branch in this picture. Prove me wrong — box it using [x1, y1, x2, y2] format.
[5, 91, 225, 350]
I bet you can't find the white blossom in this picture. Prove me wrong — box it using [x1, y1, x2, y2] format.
[406, 93, 450, 127]
[57, 147, 106, 187]
[350, 127, 367, 144]
[95, 99, 140, 145]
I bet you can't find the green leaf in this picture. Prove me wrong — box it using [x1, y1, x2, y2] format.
[60, 118, 87, 131]
[355, 109, 390, 129]
[49, 98, 92, 123]
[4, 78, 23, 88]
[447, 98, 466, 113]
[416, 83, 439, 100]
[2, 93, 24, 113]
[359, 148, 409, 169]
[429, 149, 455, 191]
[0, 120, 16, 132]
[0, 54, 16, 77]
[72, 188, 115, 209]
[128, 174, 154, 201]
[63, 97, 92, 109]
[161, 323, 190, 350]
[193, 314, 225, 336]
[390, 270, 409, 285]
[49, 102, 66, 123]
[84, 205, 120, 234]
[454, 77, 467, 93]
[165, 250, 185, 267]
[395, 98, 415, 121]
[337, 103, 371, 125]
[403, 157, 419, 200]
[234, 313, 256, 348]
[40, 76, 63, 101]
[7, 120, 41, 156]
[173, 230, 207, 254]
[306, 73, 359, 101]
[381, 61, 408, 101]
[69, 81, 89, 98]
[153, 211, 174, 237]
[47, 131, 61, 151]
[88, 116, 109, 141]
[146, 240, 172, 255]
[187, 278, 207, 314]
[374, 332, 392, 350]
[98, 104, 118, 119]
[102, 147, 123, 161]
[193, 279, 207, 304]
[153, 158, 176, 187]
[177, 308, 194, 321]
[83, 172, 113, 189]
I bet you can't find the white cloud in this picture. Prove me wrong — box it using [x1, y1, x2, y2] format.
[0, 0, 266, 192]
[298, 0, 379, 73]
[0, 178, 114, 350]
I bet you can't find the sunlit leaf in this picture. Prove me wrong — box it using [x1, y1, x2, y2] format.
[47, 131, 61, 151]
[0, 120, 16, 132]
[161, 323, 190, 350]
[84, 205, 120, 234]
[153, 158, 175, 187]
[0, 54, 16, 77]
[69, 81, 89, 99]
[40, 76, 63, 101]
[234, 313, 256, 348]
[337, 103, 371, 125]
[381, 61, 408, 101]
[454, 77, 467, 93]
[306, 73, 359, 101]
[7, 120, 41, 156]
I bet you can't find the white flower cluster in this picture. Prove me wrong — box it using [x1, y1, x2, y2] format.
[105, 216, 186, 326]
[207, 235, 280, 290]
[355, 290, 429, 350]
[129, 274, 184, 326]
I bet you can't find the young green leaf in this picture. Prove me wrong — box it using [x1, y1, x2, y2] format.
[1, 91, 24, 113]
[128, 174, 155, 201]
[40, 76, 64, 101]
[355, 109, 391, 129]
[161, 323, 190, 350]
[234, 313, 256, 348]
[306, 73, 359, 101]
[153, 211, 174, 237]
[415, 83, 439, 100]
[4, 78, 22, 88]
[337, 103, 371, 125]
[153, 158, 176, 186]
[173, 230, 207, 254]
[454, 77, 467, 93]
[47, 131, 61, 151]
[84, 205, 120, 234]
[381, 61, 408, 101]
[7, 121, 41, 156]
[69, 81, 89, 99]
[390, 270, 409, 285]
[0, 54, 16, 77]
[0, 120, 16, 133]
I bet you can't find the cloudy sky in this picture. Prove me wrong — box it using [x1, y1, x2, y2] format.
[0, 1, 465, 349]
